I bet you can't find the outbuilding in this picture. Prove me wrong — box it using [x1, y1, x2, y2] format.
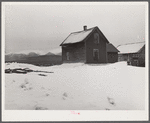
[117, 42, 145, 67]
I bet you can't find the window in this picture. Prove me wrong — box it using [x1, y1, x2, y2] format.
[94, 33, 99, 44]
[66, 52, 69, 60]
[93, 49, 99, 60]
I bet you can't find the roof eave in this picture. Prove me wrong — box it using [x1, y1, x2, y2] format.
[60, 33, 72, 46]
[60, 40, 84, 46]
[119, 52, 137, 54]
[137, 45, 145, 53]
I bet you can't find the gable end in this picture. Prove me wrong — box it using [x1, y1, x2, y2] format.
[83, 27, 109, 44]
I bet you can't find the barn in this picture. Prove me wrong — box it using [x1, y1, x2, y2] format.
[107, 43, 120, 63]
[60, 26, 118, 64]
[117, 42, 145, 67]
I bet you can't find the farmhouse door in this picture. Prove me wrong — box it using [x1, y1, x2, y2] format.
[93, 49, 99, 61]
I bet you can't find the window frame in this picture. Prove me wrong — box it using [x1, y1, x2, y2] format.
[94, 33, 99, 44]
[93, 49, 99, 60]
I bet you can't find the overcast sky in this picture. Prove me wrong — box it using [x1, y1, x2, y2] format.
[4, 2, 147, 53]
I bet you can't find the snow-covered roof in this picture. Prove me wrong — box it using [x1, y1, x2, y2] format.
[117, 42, 145, 54]
[107, 43, 119, 52]
[60, 26, 109, 46]
[60, 27, 95, 45]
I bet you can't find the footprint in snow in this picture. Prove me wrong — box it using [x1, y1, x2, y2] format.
[28, 87, 33, 90]
[107, 97, 116, 106]
[24, 78, 29, 84]
[63, 92, 67, 97]
[62, 97, 66, 100]
[62, 92, 68, 100]
[20, 84, 26, 88]
[41, 87, 45, 89]
[45, 93, 49, 96]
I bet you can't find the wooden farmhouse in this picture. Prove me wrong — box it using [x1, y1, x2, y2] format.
[117, 42, 145, 67]
[60, 26, 119, 64]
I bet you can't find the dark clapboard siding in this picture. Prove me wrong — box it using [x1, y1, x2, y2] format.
[135, 45, 145, 66]
[86, 29, 107, 63]
[62, 42, 86, 63]
[107, 52, 118, 63]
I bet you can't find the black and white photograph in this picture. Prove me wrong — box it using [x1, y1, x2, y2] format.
[2, 2, 149, 121]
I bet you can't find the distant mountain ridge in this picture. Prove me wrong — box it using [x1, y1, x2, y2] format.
[5, 49, 62, 66]
[6, 48, 61, 56]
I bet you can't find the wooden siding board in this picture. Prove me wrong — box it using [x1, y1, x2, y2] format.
[137, 46, 145, 66]
[62, 42, 86, 63]
[86, 29, 107, 63]
[107, 52, 118, 63]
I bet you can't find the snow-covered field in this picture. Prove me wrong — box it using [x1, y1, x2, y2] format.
[5, 62, 145, 110]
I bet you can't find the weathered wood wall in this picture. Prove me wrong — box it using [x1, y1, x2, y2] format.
[85, 29, 107, 63]
[62, 42, 86, 63]
[136, 45, 145, 66]
[107, 52, 118, 63]
[118, 54, 128, 61]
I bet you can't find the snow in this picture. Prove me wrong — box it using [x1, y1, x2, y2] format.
[61, 28, 94, 45]
[5, 62, 145, 110]
[117, 42, 145, 54]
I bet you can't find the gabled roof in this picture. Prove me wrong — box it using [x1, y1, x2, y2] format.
[60, 26, 109, 46]
[107, 43, 119, 52]
[117, 42, 145, 54]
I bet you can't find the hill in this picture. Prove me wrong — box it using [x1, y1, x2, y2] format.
[5, 49, 62, 66]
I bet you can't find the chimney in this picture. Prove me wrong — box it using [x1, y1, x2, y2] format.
[83, 25, 87, 31]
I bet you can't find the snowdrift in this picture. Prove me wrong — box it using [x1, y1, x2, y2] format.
[5, 62, 145, 110]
